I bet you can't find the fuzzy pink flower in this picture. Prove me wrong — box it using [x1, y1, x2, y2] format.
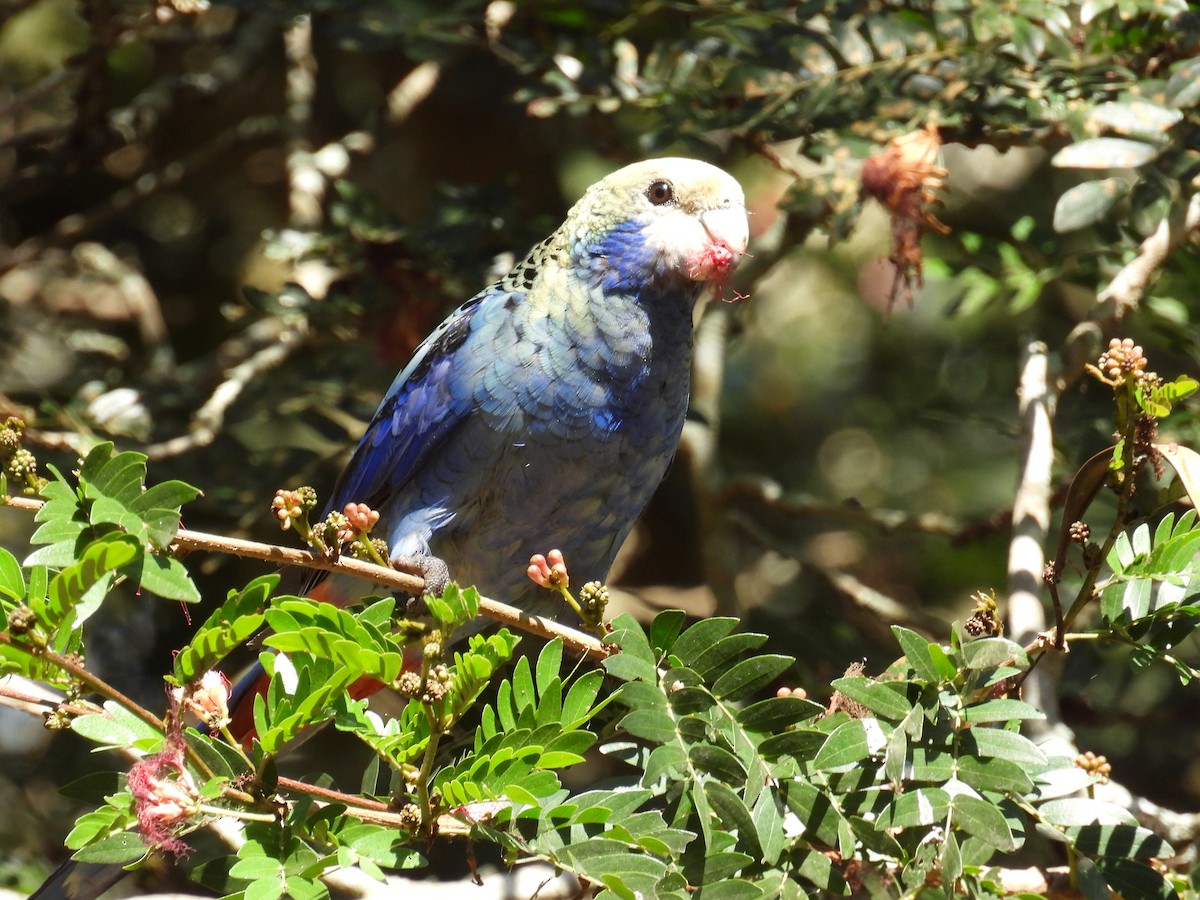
[127, 745, 197, 857]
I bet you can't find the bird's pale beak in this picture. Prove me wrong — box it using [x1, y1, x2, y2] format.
[690, 206, 748, 282]
[701, 206, 749, 261]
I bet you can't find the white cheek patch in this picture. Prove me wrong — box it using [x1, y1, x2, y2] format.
[639, 213, 708, 276]
[637, 206, 748, 285]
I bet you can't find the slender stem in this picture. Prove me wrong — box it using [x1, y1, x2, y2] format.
[416, 663, 441, 834]
[1, 494, 610, 662]
[0, 630, 164, 734]
[218, 724, 256, 769]
[357, 533, 390, 569]
[1060, 438, 1137, 631]
[0, 631, 218, 780]
[276, 775, 391, 812]
[197, 802, 277, 824]
[0, 682, 96, 717]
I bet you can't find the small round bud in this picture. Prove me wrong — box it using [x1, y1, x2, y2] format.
[398, 804, 422, 829]
[396, 671, 423, 695]
[6, 605, 36, 635]
[6, 448, 37, 479]
[579, 581, 610, 613]
[1075, 750, 1112, 784]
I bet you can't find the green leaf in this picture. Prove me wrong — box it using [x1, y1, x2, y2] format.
[512, 654, 536, 713]
[711, 654, 793, 702]
[175, 575, 275, 682]
[535, 639, 563, 698]
[649, 609, 687, 655]
[704, 781, 762, 858]
[892, 626, 942, 682]
[1069, 824, 1173, 859]
[604, 614, 659, 682]
[697, 851, 754, 882]
[125, 553, 201, 603]
[1038, 798, 1136, 826]
[941, 829, 962, 892]
[64, 797, 132, 850]
[1051, 138, 1160, 169]
[669, 617, 740, 667]
[44, 533, 141, 630]
[338, 825, 425, 868]
[1053, 178, 1129, 232]
[813, 718, 889, 771]
[879, 788, 950, 828]
[962, 698, 1044, 724]
[619, 709, 676, 744]
[952, 794, 1018, 851]
[689, 744, 747, 785]
[71, 700, 164, 749]
[557, 669, 603, 728]
[645, 744, 687, 783]
[0, 547, 24, 602]
[695, 881, 764, 900]
[1091, 856, 1177, 900]
[956, 755, 1034, 793]
[736, 695, 824, 731]
[830, 676, 913, 721]
[794, 848, 847, 894]
[690, 633, 770, 681]
[962, 727, 1046, 765]
[80, 445, 199, 550]
[70, 832, 146, 865]
[1166, 57, 1200, 109]
[751, 789, 785, 866]
[927, 644, 957, 680]
[758, 729, 826, 760]
[1087, 101, 1181, 141]
[960, 637, 1028, 670]
[1075, 854, 1111, 900]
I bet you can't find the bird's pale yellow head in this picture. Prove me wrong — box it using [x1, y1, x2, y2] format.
[566, 158, 749, 294]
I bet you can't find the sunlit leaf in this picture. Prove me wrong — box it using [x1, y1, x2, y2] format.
[1166, 57, 1200, 109]
[1053, 178, 1130, 232]
[1051, 138, 1160, 169]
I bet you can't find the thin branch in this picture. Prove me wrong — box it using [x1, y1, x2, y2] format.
[0, 678, 96, 718]
[1006, 342, 1063, 727]
[1096, 192, 1200, 321]
[0, 630, 166, 736]
[143, 317, 312, 460]
[1, 495, 611, 662]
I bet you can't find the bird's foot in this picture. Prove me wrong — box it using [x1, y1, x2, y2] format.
[391, 553, 451, 598]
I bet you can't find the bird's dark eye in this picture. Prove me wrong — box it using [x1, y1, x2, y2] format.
[646, 180, 674, 206]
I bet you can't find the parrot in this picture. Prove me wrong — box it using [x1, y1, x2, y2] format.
[226, 156, 749, 730]
[307, 156, 748, 615]
[32, 157, 748, 899]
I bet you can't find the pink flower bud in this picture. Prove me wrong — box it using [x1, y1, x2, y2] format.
[527, 549, 568, 588]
